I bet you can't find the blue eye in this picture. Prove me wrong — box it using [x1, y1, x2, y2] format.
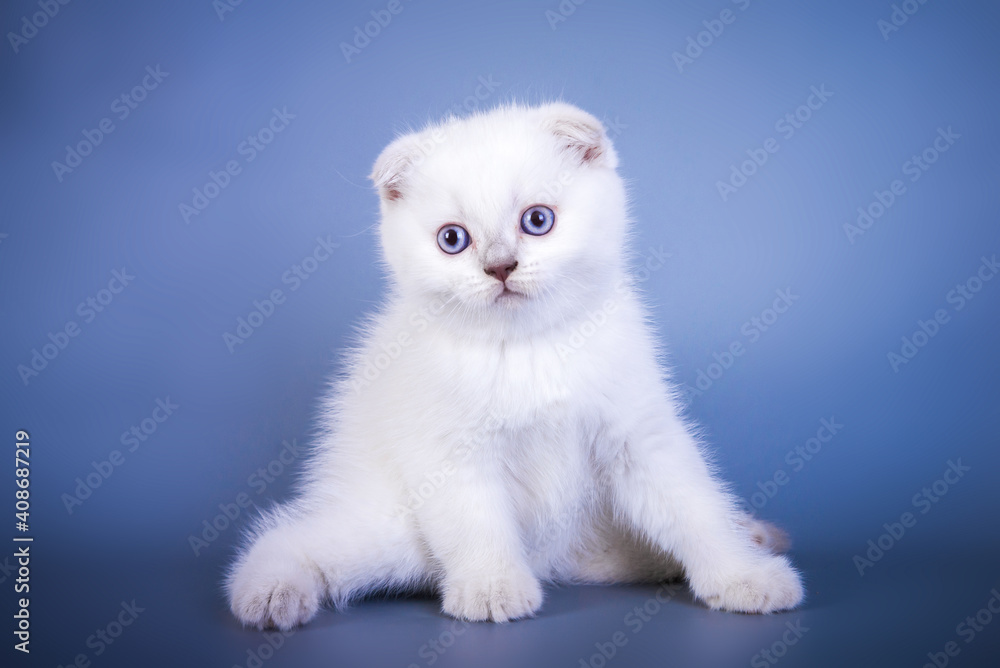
[437, 224, 470, 254]
[520, 205, 555, 236]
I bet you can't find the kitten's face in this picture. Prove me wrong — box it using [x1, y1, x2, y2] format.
[371, 103, 627, 334]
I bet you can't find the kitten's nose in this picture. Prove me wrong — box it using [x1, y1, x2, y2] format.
[484, 261, 518, 283]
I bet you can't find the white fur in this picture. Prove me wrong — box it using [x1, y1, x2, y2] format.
[226, 102, 804, 629]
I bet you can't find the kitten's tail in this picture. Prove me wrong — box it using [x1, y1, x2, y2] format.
[737, 513, 792, 554]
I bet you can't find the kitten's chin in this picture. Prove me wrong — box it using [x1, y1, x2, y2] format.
[493, 285, 527, 308]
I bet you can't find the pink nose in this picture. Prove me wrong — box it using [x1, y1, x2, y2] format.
[484, 262, 518, 283]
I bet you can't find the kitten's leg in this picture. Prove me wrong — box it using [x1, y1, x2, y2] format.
[608, 410, 804, 614]
[226, 496, 426, 629]
[414, 458, 543, 622]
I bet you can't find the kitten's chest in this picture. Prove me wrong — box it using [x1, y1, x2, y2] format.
[431, 335, 587, 426]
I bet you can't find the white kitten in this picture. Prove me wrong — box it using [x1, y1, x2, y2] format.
[226, 102, 804, 629]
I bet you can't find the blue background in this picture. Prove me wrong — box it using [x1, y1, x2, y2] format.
[2, 0, 998, 666]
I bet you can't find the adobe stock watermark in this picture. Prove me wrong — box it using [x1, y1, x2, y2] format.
[545, 0, 587, 31]
[683, 288, 799, 399]
[61, 397, 179, 514]
[843, 126, 959, 244]
[750, 620, 810, 667]
[393, 412, 504, 519]
[532, 114, 626, 204]
[716, 84, 834, 202]
[16, 268, 135, 386]
[443, 75, 502, 117]
[213, 0, 246, 22]
[886, 254, 997, 372]
[393, 74, 504, 188]
[188, 438, 303, 556]
[340, 0, 414, 64]
[179, 107, 295, 224]
[922, 587, 1000, 668]
[672, 0, 754, 73]
[0, 555, 17, 586]
[373, 73, 502, 200]
[604, 115, 628, 142]
[578, 583, 681, 667]
[526, 497, 588, 562]
[52, 65, 169, 182]
[377, 74, 503, 198]
[744, 417, 843, 511]
[533, 115, 627, 203]
[232, 629, 295, 668]
[222, 235, 339, 353]
[407, 618, 470, 668]
[556, 245, 670, 360]
[557, 243, 670, 360]
[7, 0, 73, 54]
[348, 296, 449, 394]
[877, 0, 933, 41]
[54, 600, 144, 668]
[853, 458, 970, 576]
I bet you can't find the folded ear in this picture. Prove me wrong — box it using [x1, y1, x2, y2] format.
[538, 102, 618, 169]
[369, 133, 425, 202]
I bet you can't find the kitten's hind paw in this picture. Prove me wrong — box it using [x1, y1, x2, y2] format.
[441, 568, 543, 622]
[693, 554, 804, 614]
[227, 551, 324, 630]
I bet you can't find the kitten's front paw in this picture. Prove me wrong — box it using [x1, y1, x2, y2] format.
[692, 554, 804, 614]
[227, 548, 324, 630]
[441, 568, 543, 622]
